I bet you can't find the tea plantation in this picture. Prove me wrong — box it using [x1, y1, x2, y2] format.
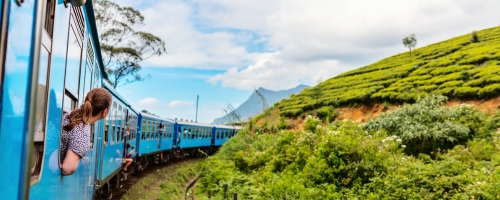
[279, 26, 500, 117]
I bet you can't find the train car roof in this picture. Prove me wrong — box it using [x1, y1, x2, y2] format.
[102, 82, 139, 114]
[174, 120, 215, 128]
[140, 112, 175, 123]
[84, 2, 108, 80]
[214, 124, 242, 129]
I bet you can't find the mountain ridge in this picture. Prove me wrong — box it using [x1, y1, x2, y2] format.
[213, 84, 310, 124]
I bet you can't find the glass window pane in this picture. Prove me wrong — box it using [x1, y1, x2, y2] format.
[65, 25, 82, 97]
[34, 47, 50, 141]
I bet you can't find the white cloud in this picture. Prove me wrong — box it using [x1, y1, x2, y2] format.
[167, 100, 194, 108]
[138, 97, 160, 107]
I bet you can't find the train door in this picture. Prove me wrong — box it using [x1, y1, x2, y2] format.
[158, 122, 163, 150]
[0, 0, 46, 199]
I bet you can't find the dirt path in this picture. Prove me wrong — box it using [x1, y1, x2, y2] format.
[185, 176, 200, 200]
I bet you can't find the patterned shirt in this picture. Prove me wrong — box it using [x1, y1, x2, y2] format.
[60, 114, 91, 163]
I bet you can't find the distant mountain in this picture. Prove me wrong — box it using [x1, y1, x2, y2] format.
[213, 85, 310, 124]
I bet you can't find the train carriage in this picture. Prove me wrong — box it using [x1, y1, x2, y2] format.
[213, 124, 240, 146]
[95, 82, 139, 193]
[175, 120, 214, 149]
[135, 112, 175, 169]
[0, 0, 113, 199]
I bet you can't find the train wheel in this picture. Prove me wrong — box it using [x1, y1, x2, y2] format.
[100, 183, 112, 199]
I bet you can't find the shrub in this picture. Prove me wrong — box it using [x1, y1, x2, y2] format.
[471, 30, 479, 43]
[364, 95, 484, 156]
[304, 115, 321, 132]
[316, 105, 336, 122]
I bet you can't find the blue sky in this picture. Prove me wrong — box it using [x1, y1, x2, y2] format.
[111, 0, 500, 123]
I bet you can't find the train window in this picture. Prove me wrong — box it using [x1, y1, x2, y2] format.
[152, 121, 155, 139]
[147, 121, 151, 139]
[104, 125, 109, 146]
[31, 18, 55, 182]
[216, 130, 219, 139]
[118, 105, 122, 142]
[145, 121, 148, 139]
[90, 124, 95, 149]
[141, 120, 146, 140]
[65, 9, 85, 105]
[155, 122, 158, 139]
[165, 124, 170, 139]
[112, 102, 117, 144]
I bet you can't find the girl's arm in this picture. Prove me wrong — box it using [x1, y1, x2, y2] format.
[61, 149, 81, 175]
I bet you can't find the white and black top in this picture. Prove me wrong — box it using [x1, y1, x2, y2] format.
[60, 114, 91, 163]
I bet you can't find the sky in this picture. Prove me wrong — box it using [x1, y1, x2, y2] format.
[111, 0, 500, 124]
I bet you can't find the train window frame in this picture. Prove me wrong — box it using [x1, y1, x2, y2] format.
[111, 101, 117, 144]
[31, 0, 56, 181]
[104, 123, 109, 146]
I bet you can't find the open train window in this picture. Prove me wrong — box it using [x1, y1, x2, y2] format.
[104, 124, 109, 146]
[90, 124, 95, 148]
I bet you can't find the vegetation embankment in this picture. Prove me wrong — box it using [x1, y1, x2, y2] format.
[193, 26, 500, 199]
[196, 95, 500, 199]
[121, 159, 201, 200]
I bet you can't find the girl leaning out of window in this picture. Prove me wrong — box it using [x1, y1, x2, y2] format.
[60, 88, 112, 175]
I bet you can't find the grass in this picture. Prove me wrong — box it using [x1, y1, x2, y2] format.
[121, 159, 201, 200]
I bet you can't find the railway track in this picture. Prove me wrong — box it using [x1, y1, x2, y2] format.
[107, 157, 203, 200]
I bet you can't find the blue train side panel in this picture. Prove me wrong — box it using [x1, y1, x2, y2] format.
[214, 125, 233, 146]
[0, 1, 40, 199]
[97, 82, 139, 187]
[29, 1, 106, 199]
[138, 113, 166, 156]
[175, 120, 213, 149]
[158, 120, 175, 151]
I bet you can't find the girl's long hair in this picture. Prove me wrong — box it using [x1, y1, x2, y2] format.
[63, 88, 112, 132]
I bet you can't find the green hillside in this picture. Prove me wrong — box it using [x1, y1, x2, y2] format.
[279, 26, 500, 117]
[194, 27, 500, 199]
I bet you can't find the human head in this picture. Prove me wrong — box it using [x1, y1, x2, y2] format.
[63, 88, 112, 131]
[82, 88, 112, 122]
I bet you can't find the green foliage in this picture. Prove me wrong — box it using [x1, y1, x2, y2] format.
[403, 34, 418, 54]
[94, 0, 166, 87]
[304, 115, 321, 132]
[197, 110, 500, 199]
[471, 30, 479, 43]
[365, 95, 486, 156]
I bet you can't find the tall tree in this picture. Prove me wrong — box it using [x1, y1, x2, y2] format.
[93, 0, 166, 88]
[402, 34, 417, 55]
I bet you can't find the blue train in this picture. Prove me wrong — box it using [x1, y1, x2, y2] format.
[0, 1, 240, 199]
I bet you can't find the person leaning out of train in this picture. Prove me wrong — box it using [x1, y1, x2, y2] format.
[60, 88, 112, 176]
[122, 143, 134, 174]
